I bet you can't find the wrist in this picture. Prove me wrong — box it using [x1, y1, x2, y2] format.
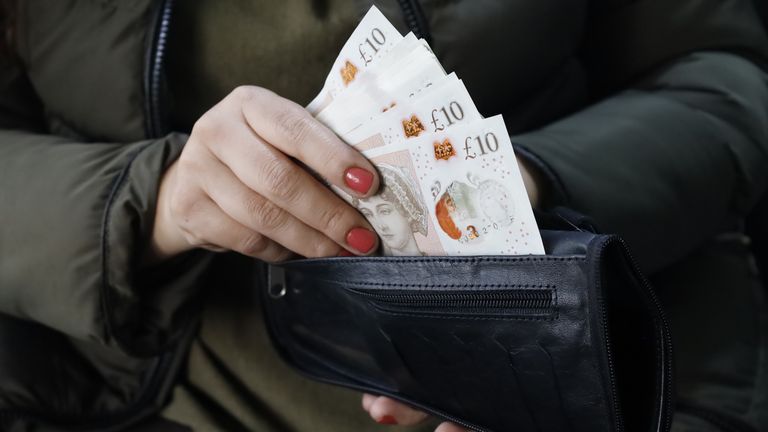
[144, 163, 192, 265]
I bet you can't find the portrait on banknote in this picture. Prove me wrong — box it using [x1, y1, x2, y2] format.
[353, 164, 427, 256]
[354, 150, 446, 255]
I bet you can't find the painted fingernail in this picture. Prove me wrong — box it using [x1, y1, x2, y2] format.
[346, 227, 377, 254]
[338, 249, 354, 257]
[344, 167, 374, 195]
[377, 415, 398, 425]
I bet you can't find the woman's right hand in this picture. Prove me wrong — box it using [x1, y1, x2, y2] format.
[147, 86, 381, 264]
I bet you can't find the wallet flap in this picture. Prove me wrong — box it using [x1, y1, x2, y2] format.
[261, 231, 672, 432]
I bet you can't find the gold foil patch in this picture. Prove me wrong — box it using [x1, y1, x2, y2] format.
[433, 139, 456, 161]
[402, 115, 425, 138]
[340, 60, 359, 86]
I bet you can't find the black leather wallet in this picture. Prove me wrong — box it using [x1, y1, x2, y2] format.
[261, 214, 673, 432]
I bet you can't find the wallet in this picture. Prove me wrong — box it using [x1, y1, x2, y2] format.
[261, 210, 674, 432]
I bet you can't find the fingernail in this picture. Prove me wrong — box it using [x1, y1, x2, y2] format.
[346, 227, 377, 254]
[338, 249, 354, 257]
[344, 167, 374, 195]
[377, 415, 398, 425]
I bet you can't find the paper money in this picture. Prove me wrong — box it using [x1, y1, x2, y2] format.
[306, 6, 403, 114]
[360, 116, 545, 256]
[339, 77, 481, 152]
[311, 6, 545, 256]
[316, 44, 446, 134]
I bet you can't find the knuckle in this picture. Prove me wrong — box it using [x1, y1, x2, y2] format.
[238, 232, 268, 257]
[272, 107, 316, 145]
[190, 113, 223, 144]
[181, 230, 206, 248]
[260, 247, 291, 264]
[176, 147, 206, 175]
[275, 248, 296, 262]
[232, 85, 261, 102]
[324, 150, 345, 172]
[320, 139, 348, 164]
[315, 204, 350, 236]
[260, 158, 301, 203]
[253, 200, 287, 232]
[200, 243, 227, 253]
[310, 240, 340, 259]
[242, 193, 265, 217]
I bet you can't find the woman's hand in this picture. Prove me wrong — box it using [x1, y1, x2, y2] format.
[147, 86, 382, 263]
[362, 394, 471, 432]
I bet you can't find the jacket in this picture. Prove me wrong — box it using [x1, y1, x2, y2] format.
[1, 0, 767, 430]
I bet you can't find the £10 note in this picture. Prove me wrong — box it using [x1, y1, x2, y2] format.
[361, 116, 544, 256]
[316, 43, 446, 134]
[342, 76, 481, 152]
[306, 6, 403, 114]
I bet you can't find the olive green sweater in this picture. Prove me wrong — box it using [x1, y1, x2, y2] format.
[167, 0, 359, 130]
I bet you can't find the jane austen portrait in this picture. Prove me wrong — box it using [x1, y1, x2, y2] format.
[353, 164, 428, 256]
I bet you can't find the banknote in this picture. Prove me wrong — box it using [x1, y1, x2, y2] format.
[340, 77, 481, 152]
[361, 116, 545, 256]
[341, 148, 446, 256]
[306, 6, 403, 114]
[316, 45, 446, 135]
[313, 6, 545, 256]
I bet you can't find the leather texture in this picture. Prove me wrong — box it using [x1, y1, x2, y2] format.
[261, 229, 673, 432]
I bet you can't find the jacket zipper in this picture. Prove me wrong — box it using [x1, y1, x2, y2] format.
[144, 0, 174, 138]
[349, 288, 554, 314]
[396, 0, 432, 44]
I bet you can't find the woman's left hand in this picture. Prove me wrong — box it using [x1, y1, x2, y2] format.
[362, 394, 471, 431]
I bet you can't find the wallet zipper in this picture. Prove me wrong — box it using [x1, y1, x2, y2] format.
[601, 238, 675, 432]
[348, 287, 555, 317]
[596, 254, 625, 432]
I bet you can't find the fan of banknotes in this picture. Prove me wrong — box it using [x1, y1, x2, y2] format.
[309, 7, 545, 256]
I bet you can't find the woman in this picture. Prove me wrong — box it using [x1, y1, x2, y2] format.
[0, 1, 767, 431]
[355, 164, 428, 256]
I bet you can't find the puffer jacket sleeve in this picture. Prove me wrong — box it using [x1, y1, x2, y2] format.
[0, 60, 211, 357]
[513, 0, 768, 274]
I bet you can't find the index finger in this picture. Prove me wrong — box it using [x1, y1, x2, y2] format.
[237, 87, 381, 198]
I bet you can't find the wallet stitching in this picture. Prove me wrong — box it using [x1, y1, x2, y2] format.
[288, 256, 587, 268]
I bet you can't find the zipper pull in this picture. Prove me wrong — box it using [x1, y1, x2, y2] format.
[268, 265, 287, 299]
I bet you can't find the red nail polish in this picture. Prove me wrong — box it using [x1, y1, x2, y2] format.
[344, 167, 374, 195]
[338, 249, 354, 257]
[346, 227, 377, 254]
[377, 415, 398, 425]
